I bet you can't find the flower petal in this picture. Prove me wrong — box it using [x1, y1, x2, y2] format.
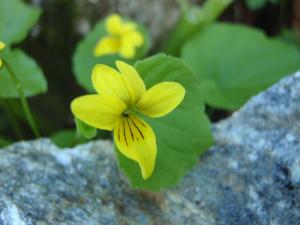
[126, 31, 144, 47]
[0, 41, 5, 51]
[71, 94, 126, 131]
[114, 114, 157, 179]
[121, 22, 136, 34]
[135, 82, 185, 118]
[118, 31, 144, 59]
[0, 42, 4, 68]
[116, 61, 146, 104]
[119, 40, 136, 59]
[106, 14, 124, 35]
[94, 36, 120, 57]
[92, 64, 131, 104]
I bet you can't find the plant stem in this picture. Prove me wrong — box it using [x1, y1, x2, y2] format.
[163, 0, 233, 56]
[2, 59, 41, 138]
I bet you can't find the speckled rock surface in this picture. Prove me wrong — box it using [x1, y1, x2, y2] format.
[1, 71, 300, 225]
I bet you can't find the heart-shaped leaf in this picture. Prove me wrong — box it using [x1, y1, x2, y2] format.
[0, 0, 41, 45]
[75, 117, 97, 139]
[115, 54, 213, 191]
[0, 48, 47, 98]
[182, 23, 300, 110]
[51, 129, 87, 148]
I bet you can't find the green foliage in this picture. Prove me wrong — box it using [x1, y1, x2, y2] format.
[182, 23, 300, 110]
[245, 0, 280, 10]
[75, 118, 97, 139]
[279, 29, 300, 50]
[73, 17, 149, 92]
[0, 0, 46, 98]
[0, 0, 41, 45]
[163, 0, 233, 55]
[51, 129, 87, 148]
[115, 54, 213, 191]
[0, 136, 12, 148]
[0, 49, 47, 98]
[0, 0, 295, 192]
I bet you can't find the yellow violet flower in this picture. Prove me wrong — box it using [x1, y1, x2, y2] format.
[94, 14, 144, 59]
[0, 41, 5, 68]
[71, 61, 185, 179]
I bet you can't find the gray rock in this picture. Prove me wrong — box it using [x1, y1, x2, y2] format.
[31, 0, 179, 43]
[1, 71, 300, 225]
[74, 0, 179, 41]
[179, 71, 300, 225]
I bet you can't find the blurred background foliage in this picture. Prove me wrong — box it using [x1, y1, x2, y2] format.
[0, 0, 299, 147]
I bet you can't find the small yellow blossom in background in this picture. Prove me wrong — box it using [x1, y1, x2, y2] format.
[94, 14, 144, 59]
[71, 61, 185, 179]
[0, 41, 6, 68]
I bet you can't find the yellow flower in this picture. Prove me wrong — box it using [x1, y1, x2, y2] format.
[71, 61, 185, 179]
[94, 14, 144, 59]
[0, 41, 5, 68]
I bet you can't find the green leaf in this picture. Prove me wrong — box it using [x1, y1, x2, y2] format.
[51, 129, 87, 148]
[182, 23, 300, 110]
[115, 54, 213, 191]
[245, 0, 280, 10]
[278, 29, 300, 50]
[163, 0, 233, 55]
[0, 136, 12, 148]
[73, 16, 150, 92]
[75, 117, 97, 139]
[0, 0, 41, 45]
[0, 48, 47, 98]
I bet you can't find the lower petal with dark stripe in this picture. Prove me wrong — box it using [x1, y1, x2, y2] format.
[113, 114, 157, 179]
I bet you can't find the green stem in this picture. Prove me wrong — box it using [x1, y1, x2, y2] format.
[163, 0, 233, 56]
[2, 59, 41, 138]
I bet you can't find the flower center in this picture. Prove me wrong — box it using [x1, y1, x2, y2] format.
[122, 107, 133, 116]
